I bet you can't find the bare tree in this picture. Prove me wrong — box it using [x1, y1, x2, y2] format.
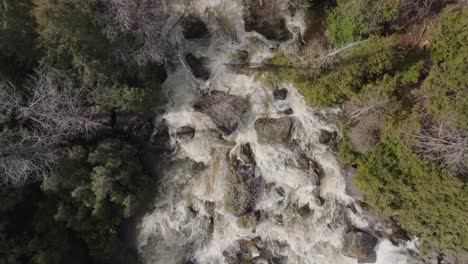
[348, 97, 389, 121]
[99, 0, 168, 66]
[0, 72, 102, 186]
[409, 121, 468, 173]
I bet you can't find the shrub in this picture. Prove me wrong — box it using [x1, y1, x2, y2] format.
[429, 5, 468, 63]
[423, 5, 468, 129]
[355, 138, 468, 255]
[270, 37, 400, 106]
[326, 0, 401, 45]
[422, 55, 468, 129]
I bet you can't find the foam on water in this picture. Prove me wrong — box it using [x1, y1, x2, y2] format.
[136, 1, 418, 263]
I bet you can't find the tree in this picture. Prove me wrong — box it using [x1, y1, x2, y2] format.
[98, 0, 168, 66]
[0, 72, 102, 186]
[0, 0, 40, 83]
[42, 139, 156, 260]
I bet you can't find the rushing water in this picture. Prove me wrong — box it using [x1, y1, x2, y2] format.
[136, 1, 418, 263]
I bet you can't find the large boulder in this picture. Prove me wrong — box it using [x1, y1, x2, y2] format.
[345, 167, 364, 201]
[185, 53, 211, 80]
[243, 1, 292, 41]
[193, 92, 248, 135]
[225, 143, 261, 217]
[254, 117, 293, 144]
[342, 231, 378, 263]
[182, 15, 210, 40]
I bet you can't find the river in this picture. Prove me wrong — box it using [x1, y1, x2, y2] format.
[135, 1, 418, 263]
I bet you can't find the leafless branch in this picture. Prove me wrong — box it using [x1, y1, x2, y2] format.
[99, 0, 168, 66]
[0, 72, 102, 186]
[408, 121, 468, 173]
[349, 97, 389, 121]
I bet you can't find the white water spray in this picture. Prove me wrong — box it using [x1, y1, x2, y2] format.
[136, 1, 418, 263]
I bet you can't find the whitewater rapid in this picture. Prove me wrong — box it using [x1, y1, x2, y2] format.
[136, 1, 418, 263]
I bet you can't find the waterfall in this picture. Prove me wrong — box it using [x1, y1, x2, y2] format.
[136, 1, 418, 263]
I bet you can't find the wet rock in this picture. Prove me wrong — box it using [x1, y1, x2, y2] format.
[275, 186, 285, 197]
[314, 194, 325, 206]
[182, 15, 210, 40]
[296, 203, 313, 218]
[273, 88, 288, 100]
[282, 108, 294, 115]
[319, 129, 338, 146]
[176, 126, 196, 141]
[342, 231, 378, 263]
[225, 143, 261, 216]
[193, 91, 248, 135]
[232, 50, 249, 63]
[185, 53, 210, 80]
[295, 154, 324, 186]
[254, 117, 293, 144]
[243, 1, 292, 41]
[359, 207, 411, 247]
[223, 238, 288, 264]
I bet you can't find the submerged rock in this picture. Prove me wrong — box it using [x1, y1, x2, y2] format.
[193, 91, 248, 135]
[273, 88, 288, 100]
[254, 117, 293, 144]
[185, 53, 211, 80]
[176, 126, 196, 141]
[182, 15, 210, 40]
[342, 231, 378, 263]
[232, 50, 249, 63]
[243, 1, 292, 41]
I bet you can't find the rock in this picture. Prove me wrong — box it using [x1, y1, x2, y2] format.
[185, 53, 211, 80]
[342, 231, 378, 263]
[182, 15, 210, 40]
[151, 118, 171, 145]
[454, 256, 468, 264]
[345, 167, 364, 201]
[223, 238, 289, 264]
[243, 1, 292, 41]
[273, 88, 288, 100]
[176, 126, 196, 141]
[193, 92, 248, 135]
[232, 50, 249, 63]
[348, 119, 381, 153]
[282, 108, 294, 115]
[225, 143, 260, 216]
[296, 203, 313, 217]
[254, 117, 293, 144]
[358, 205, 412, 247]
[319, 129, 338, 146]
[295, 154, 324, 186]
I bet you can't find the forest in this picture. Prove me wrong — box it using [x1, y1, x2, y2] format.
[0, 0, 467, 263]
